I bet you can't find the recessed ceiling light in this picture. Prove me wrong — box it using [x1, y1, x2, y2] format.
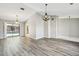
[69, 3, 74, 5]
[20, 8, 24, 10]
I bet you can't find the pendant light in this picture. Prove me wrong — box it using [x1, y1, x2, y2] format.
[15, 7, 25, 24]
[43, 4, 49, 21]
[16, 15, 19, 24]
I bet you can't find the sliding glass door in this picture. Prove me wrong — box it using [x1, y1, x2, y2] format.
[6, 23, 20, 37]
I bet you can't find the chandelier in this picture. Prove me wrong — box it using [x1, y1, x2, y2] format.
[43, 4, 49, 21]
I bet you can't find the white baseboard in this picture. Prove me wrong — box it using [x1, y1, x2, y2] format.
[56, 36, 79, 42]
[0, 37, 5, 39]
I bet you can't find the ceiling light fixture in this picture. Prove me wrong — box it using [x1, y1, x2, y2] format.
[69, 3, 74, 5]
[43, 4, 49, 21]
[15, 15, 19, 24]
[20, 8, 24, 10]
[15, 7, 24, 24]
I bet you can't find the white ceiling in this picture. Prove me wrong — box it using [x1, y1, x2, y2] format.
[25, 3, 79, 18]
[0, 3, 35, 22]
[0, 3, 79, 22]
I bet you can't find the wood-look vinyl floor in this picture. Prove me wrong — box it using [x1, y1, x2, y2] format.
[0, 37, 79, 56]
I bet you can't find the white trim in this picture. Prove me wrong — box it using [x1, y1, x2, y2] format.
[56, 35, 79, 42]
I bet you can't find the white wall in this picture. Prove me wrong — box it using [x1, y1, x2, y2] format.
[20, 22, 25, 37]
[27, 14, 36, 39]
[25, 13, 44, 39]
[50, 17, 57, 38]
[56, 18, 79, 38]
[25, 12, 79, 42]
[44, 16, 57, 38]
[70, 18, 79, 38]
[0, 20, 4, 39]
[55, 18, 79, 42]
[44, 21, 48, 38]
[36, 14, 44, 39]
[56, 18, 70, 38]
[43, 17, 79, 42]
